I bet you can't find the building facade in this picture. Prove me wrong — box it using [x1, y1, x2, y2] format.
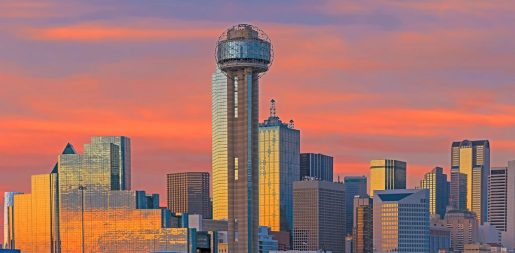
[451, 140, 490, 223]
[489, 161, 515, 249]
[259, 99, 300, 232]
[450, 171, 468, 210]
[373, 189, 430, 253]
[215, 24, 273, 253]
[212, 68, 229, 221]
[443, 210, 479, 252]
[299, 153, 333, 181]
[344, 176, 367, 236]
[429, 220, 451, 253]
[293, 180, 345, 253]
[419, 167, 449, 218]
[3, 192, 21, 249]
[167, 172, 211, 218]
[8, 137, 193, 253]
[369, 159, 406, 196]
[353, 196, 373, 253]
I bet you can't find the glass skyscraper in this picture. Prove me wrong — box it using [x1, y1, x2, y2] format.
[373, 189, 430, 253]
[212, 68, 228, 221]
[215, 24, 273, 253]
[259, 99, 300, 232]
[353, 195, 373, 253]
[419, 167, 449, 218]
[343, 176, 367, 236]
[299, 153, 333, 182]
[8, 137, 193, 253]
[451, 140, 490, 223]
[369, 159, 406, 196]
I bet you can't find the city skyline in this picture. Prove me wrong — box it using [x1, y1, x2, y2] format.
[2, 0, 515, 247]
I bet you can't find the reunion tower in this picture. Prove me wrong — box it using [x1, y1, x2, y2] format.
[215, 24, 273, 253]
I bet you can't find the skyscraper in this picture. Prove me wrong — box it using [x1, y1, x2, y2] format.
[259, 99, 300, 232]
[3, 192, 21, 249]
[212, 68, 229, 221]
[167, 172, 211, 218]
[369, 159, 406, 196]
[299, 153, 333, 181]
[292, 180, 345, 253]
[344, 176, 367, 236]
[451, 140, 490, 223]
[89, 136, 132, 190]
[489, 161, 515, 248]
[443, 210, 479, 252]
[9, 137, 192, 253]
[353, 195, 373, 253]
[373, 189, 430, 253]
[215, 24, 273, 253]
[450, 171, 467, 210]
[419, 167, 449, 218]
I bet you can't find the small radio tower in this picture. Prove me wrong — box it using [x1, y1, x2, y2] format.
[270, 99, 276, 118]
[288, 119, 295, 129]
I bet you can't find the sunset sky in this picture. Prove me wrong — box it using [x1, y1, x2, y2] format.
[1, 0, 515, 237]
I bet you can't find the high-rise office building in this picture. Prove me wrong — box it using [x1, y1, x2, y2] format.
[429, 220, 451, 253]
[353, 195, 373, 253]
[212, 67, 229, 221]
[8, 137, 193, 253]
[369, 159, 406, 196]
[450, 171, 467, 210]
[443, 210, 479, 252]
[3, 192, 21, 249]
[373, 189, 430, 253]
[419, 167, 449, 218]
[215, 24, 273, 253]
[292, 180, 345, 253]
[259, 99, 300, 232]
[89, 136, 132, 190]
[489, 161, 515, 249]
[344, 176, 367, 236]
[167, 172, 211, 218]
[451, 140, 490, 223]
[299, 153, 333, 181]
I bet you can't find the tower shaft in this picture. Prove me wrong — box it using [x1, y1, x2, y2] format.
[227, 69, 259, 253]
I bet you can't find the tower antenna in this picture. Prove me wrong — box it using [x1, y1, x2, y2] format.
[270, 99, 276, 118]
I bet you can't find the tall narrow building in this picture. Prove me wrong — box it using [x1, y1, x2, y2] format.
[292, 180, 345, 253]
[353, 195, 373, 253]
[259, 99, 300, 232]
[3, 192, 22, 249]
[450, 171, 467, 210]
[451, 140, 490, 223]
[344, 176, 367, 236]
[215, 24, 273, 253]
[300, 153, 333, 181]
[167, 172, 211, 218]
[369, 159, 406, 196]
[489, 162, 515, 248]
[443, 210, 479, 252]
[373, 189, 430, 253]
[212, 68, 229, 221]
[419, 167, 449, 218]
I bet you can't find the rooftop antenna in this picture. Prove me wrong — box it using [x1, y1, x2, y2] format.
[270, 99, 276, 118]
[288, 119, 295, 129]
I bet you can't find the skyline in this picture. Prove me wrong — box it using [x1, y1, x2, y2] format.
[2, 0, 515, 242]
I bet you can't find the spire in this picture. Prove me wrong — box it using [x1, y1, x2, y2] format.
[51, 143, 77, 173]
[270, 99, 276, 118]
[62, 143, 76, 154]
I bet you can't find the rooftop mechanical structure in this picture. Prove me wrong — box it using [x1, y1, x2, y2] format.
[214, 24, 272, 253]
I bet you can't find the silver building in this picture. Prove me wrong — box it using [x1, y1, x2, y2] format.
[373, 189, 430, 253]
[489, 161, 515, 249]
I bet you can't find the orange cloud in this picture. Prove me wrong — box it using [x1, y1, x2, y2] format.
[24, 23, 220, 42]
